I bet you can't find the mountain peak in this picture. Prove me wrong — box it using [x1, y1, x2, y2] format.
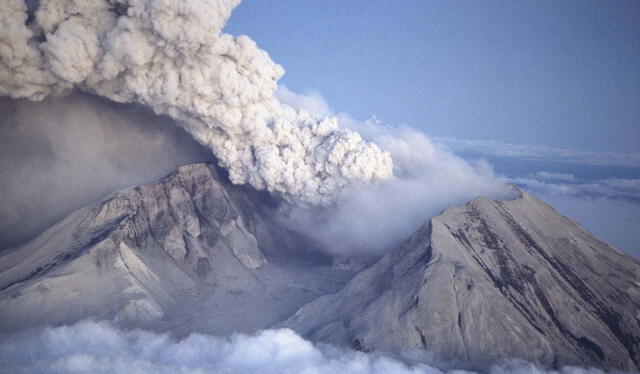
[283, 190, 640, 371]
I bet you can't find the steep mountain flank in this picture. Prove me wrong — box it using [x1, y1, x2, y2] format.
[283, 191, 640, 371]
[0, 163, 350, 335]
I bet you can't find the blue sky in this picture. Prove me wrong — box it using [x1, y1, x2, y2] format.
[225, 0, 640, 153]
[226, 1, 640, 257]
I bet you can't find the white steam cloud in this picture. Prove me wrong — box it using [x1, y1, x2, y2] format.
[0, 321, 609, 374]
[276, 87, 517, 256]
[0, 0, 392, 205]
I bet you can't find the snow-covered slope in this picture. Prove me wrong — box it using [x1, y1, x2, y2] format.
[282, 191, 640, 371]
[0, 163, 351, 335]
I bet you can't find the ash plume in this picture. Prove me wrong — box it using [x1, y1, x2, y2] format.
[0, 0, 392, 205]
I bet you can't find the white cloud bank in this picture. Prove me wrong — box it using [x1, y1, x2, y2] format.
[434, 137, 640, 168]
[0, 321, 611, 374]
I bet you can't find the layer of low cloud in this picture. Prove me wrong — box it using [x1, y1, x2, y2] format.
[276, 87, 516, 257]
[532, 172, 577, 183]
[0, 321, 609, 374]
[512, 175, 640, 202]
[434, 137, 640, 167]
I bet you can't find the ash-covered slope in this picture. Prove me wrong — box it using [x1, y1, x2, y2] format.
[0, 163, 350, 335]
[2, 163, 638, 371]
[283, 190, 640, 371]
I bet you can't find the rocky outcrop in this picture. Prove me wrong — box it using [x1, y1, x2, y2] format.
[0, 163, 349, 334]
[282, 191, 640, 371]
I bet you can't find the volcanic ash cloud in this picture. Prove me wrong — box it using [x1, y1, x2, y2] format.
[0, 0, 393, 205]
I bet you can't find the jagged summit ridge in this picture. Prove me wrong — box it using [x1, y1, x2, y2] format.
[282, 190, 640, 371]
[0, 163, 349, 334]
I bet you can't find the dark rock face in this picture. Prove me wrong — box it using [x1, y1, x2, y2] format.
[283, 191, 640, 371]
[0, 163, 347, 334]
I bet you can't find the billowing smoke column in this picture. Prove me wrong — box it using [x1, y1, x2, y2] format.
[0, 0, 392, 205]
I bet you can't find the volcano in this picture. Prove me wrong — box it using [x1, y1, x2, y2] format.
[0, 163, 638, 371]
[284, 190, 640, 370]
